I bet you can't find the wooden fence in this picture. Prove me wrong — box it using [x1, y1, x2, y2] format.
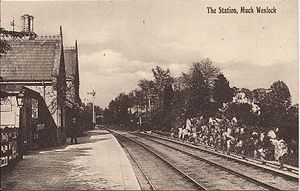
[1, 127, 22, 169]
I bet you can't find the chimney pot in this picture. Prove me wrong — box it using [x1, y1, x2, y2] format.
[21, 14, 34, 33]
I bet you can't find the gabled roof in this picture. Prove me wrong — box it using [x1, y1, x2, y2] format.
[64, 43, 80, 104]
[0, 36, 63, 82]
[64, 47, 77, 80]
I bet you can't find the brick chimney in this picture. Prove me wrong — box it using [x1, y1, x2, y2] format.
[21, 14, 34, 32]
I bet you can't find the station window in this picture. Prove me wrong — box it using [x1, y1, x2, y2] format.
[31, 99, 39, 119]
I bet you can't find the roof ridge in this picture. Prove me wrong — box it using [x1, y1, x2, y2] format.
[7, 36, 61, 43]
[35, 35, 61, 41]
[64, 46, 76, 50]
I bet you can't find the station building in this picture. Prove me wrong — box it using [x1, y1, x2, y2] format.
[0, 14, 81, 158]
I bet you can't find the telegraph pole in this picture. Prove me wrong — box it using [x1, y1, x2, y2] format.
[10, 18, 15, 31]
[87, 90, 96, 125]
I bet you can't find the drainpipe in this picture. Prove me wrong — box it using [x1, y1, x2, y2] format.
[42, 81, 46, 101]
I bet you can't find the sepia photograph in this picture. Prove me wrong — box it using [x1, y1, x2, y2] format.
[0, 0, 298, 190]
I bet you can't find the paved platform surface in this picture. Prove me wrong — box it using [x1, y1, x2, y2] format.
[1, 129, 141, 190]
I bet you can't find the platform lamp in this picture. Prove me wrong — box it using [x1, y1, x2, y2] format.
[16, 90, 25, 108]
[79, 106, 84, 111]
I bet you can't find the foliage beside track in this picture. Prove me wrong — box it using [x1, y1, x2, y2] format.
[103, 58, 298, 159]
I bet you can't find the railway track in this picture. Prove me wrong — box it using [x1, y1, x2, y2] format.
[140, 131, 299, 177]
[117, 135, 156, 190]
[111, 130, 291, 190]
[138, 132, 299, 190]
[112, 131, 206, 190]
[148, 132, 299, 175]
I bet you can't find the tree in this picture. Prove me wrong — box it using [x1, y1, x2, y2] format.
[152, 66, 174, 92]
[137, 79, 156, 111]
[280, 104, 298, 142]
[103, 108, 113, 124]
[183, 59, 220, 118]
[240, 88, 252, 100]
[151, 66, 174, 110]
[213, 73, 234, 107]
[105, 93, 133, 126]
[80, 102, 96, 130]
[162, 84, 174, 109]
[224, 102, 258, 126]
[191, 58, 220, 88]
[252, 88, 267, 104]
[259, 80, 292, 127]
[186, 64, 210, 117]
[152, 83, 175, 131]
[269, 81, 291, 108]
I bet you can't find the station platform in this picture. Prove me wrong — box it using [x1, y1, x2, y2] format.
[1, 129, 141, 190]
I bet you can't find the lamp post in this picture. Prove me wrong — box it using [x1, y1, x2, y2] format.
[16, 90, 25, 108]
[16, 90, 25, 158]
[79, 106, 84, 111]
[87, 90, 96, 125]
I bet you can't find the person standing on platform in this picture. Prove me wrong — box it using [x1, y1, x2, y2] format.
[70, 118, 78, 144]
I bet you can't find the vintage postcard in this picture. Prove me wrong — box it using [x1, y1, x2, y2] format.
[0, 0, 298, 190]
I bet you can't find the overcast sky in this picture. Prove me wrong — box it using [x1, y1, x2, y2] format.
[1, 0, 298, 107]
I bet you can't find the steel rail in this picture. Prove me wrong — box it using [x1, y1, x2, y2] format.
[141, 132, 299, 179]
[139, 134, 288, 191]
[115, 135, 156, 191]
[112, 130, 208, 190]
